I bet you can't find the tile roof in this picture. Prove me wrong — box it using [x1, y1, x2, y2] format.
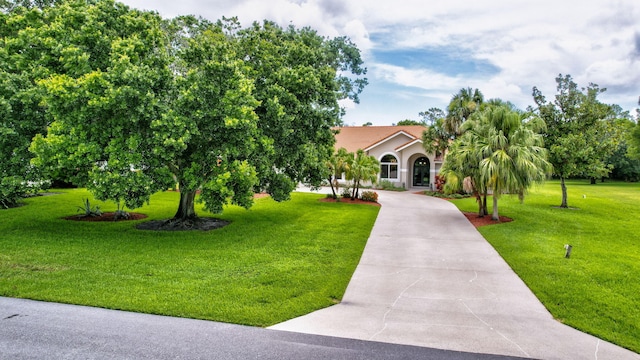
[333, 125, 427, 153]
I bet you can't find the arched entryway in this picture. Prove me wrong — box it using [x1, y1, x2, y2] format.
[413, 157, 430, 187]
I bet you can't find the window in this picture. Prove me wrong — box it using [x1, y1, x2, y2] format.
[380, 154, 398, 179]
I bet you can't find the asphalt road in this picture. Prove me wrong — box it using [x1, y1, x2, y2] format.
[1, 297, 529, 360]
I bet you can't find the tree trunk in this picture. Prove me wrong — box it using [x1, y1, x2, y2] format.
[174, 189, 198, 220]
[590, 177, 596, 185]
[329, 175, 337, 199]
[475, 192, 485, 217]
[560, 177, 568, 208]
[482, 191, 488, 216]
[492, 194, 499, 221]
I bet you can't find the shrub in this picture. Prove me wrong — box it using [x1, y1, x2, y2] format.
[113, 202, 129, 221]
[0, 176, 27, 209]
[434, 175, 446, 192]
[360, 190, 378, 202]
[423, 190, 470, 199]
[376, 180, 405, 191]
[341, 187, 352, 198]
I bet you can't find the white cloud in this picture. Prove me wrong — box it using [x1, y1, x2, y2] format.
[119, 0, 640, 123]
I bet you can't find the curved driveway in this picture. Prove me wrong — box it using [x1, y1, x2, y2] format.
[271, 190, 639, 360]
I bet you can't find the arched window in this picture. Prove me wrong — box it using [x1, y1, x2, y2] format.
[380, 154, 398, 180]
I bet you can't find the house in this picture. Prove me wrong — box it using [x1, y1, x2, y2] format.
[333, 125, 443, 189]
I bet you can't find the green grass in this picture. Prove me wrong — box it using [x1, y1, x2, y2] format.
[449, 180, 640, 353]
[0, 189, 379, 327]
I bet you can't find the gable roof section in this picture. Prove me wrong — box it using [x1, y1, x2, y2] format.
[334, 125, 427, 153]
[395, 139, 423, 152]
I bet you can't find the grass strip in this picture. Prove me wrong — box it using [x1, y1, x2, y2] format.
[449, 180, 640, 353]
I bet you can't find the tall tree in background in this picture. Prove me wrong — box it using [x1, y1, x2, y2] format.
[396, 119, 423, 126]
[532, 74, 619, 208]
[419, 107, 445, 125]
[445, 87, 484, 137]
[626, 99, 640, 164]
[421, 107, 451, 160]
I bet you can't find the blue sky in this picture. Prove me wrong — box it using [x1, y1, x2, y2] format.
[120, 0, 640, 126]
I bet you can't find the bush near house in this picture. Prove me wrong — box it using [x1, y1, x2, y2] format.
[376, 180, 405, 191]
[434, 174, 446, 192]
[360, 191, 378, 202]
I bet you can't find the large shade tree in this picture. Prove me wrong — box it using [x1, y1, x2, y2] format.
[532, 74, 619, 208]
[29, 1, 367, 226]
[29, 0, 176, 212]
[0, 0, 102, 207]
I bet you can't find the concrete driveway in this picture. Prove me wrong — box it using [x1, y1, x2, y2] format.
[271, 190, 639, 360]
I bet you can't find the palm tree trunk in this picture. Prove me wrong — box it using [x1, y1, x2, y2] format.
[482, 191, 488, 216]
[560, 177, 568, 208]
[329, 175, 337, 199]
[474, 192, 484, 217]
[492, 195, 499, 221]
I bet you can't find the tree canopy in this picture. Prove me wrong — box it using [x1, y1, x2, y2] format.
[396, 119, 424, 126]
[445, 87, 484, 137]
[440, 102, 551, 219]
[0, 1, 87, 207]
[20, 0, 367, 224]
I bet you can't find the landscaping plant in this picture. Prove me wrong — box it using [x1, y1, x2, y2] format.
[77, 198, 102, 217]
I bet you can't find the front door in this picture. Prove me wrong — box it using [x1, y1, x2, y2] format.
[413, 157, 430, 187]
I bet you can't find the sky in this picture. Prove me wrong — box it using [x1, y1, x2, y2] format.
[120, 0, 640, 126]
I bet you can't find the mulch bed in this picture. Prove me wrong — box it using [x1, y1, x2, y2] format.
[64, 212, 148, 222]
[136, 218, 229, 231]
[318, 197, 381, 207]
[462, 212, 512, 228]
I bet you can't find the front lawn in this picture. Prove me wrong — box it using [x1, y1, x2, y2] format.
[449, 180, 640, 354]
[0, 189, 379, 327]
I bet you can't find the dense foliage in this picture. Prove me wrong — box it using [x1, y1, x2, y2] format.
[6, 0, 367, 221]
[440, 104, 551, 219]
[532, 74, 622, 207]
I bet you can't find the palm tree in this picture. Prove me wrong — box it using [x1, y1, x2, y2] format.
[466, 105, 552, 220]
[345, 149, 379, 200]
[440, 131, 489, 217]
[445, 87, 484, 137]
[327, 147, 349, 199]
[422, 117, 452, 160]
[442, 103, 552, 219]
